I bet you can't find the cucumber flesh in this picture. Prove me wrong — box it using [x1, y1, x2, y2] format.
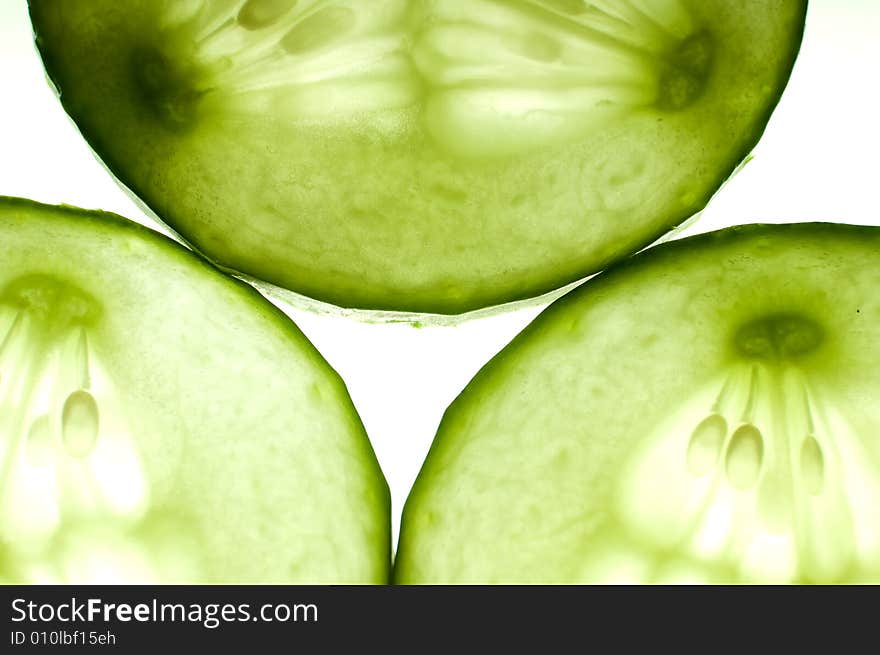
[0, 197, 389, 584]
[29, 0, 806, 313]
[396, 224, 880, 584]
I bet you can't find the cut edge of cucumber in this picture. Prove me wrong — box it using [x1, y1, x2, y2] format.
[393, 219, 875, 582]
[1, 195, 393, 582]
[28, 1, 809, 317]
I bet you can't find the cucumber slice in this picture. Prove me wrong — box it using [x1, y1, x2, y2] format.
[29, 0, 806, 314]
[396, 224, 880, 584]
[0, 197, 389, 584]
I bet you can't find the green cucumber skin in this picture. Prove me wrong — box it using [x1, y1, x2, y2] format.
[0, 197, 391, 584]
[28, 1, 807, 314]
[395, 223, 880, 584]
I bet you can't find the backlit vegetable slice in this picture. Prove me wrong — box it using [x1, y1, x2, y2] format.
[397, 223, 880, 583]
[30, 0, 806, 313]
[0, 197, 389, 584]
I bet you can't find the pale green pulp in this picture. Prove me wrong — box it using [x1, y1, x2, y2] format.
[0, 198, 390, 584]
[396, 224, 880, 584]
[30, 0, 807, 312]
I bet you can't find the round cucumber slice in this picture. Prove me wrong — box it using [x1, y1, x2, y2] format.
[29, 0, 806, 314]
[396, 223, 880, 584]
[0, 197, 389, 584]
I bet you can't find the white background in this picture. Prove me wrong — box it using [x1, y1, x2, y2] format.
[1, 0, 878, 548]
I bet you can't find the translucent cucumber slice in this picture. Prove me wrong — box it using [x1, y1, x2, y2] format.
[0, 197, 389, 584]
[396, 224, 880, 584]
[29, 0, 806, 314]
